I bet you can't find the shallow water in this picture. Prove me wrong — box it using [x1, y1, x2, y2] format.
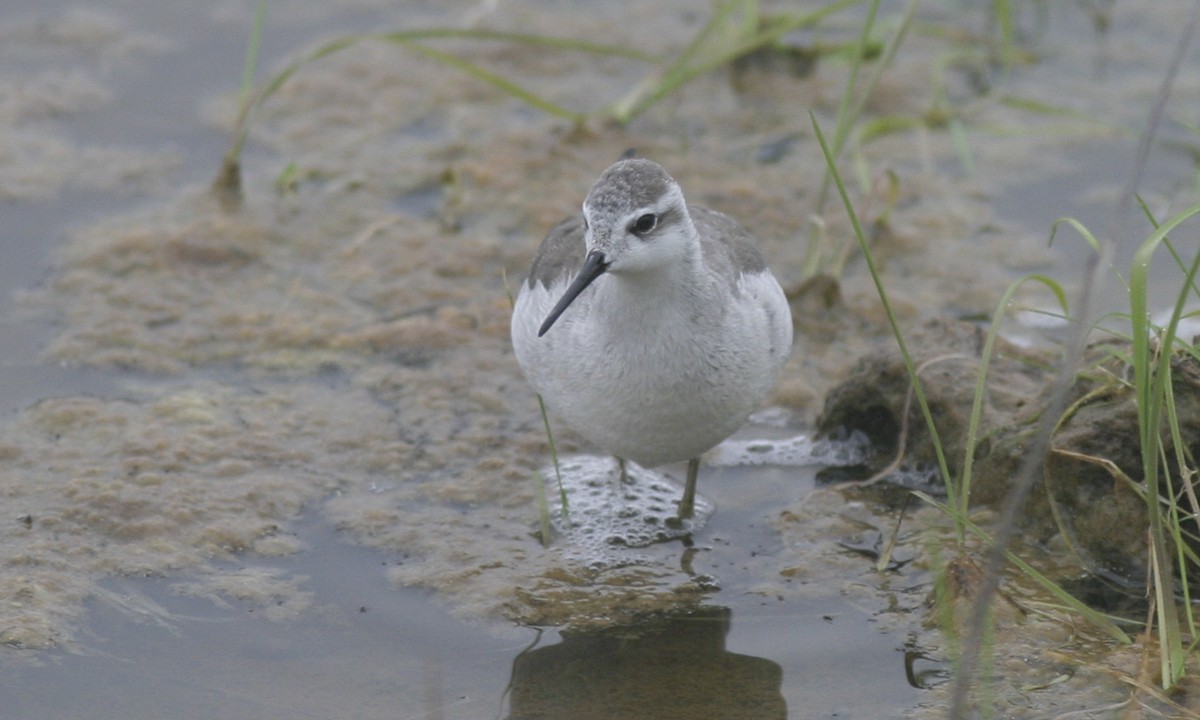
[0, 492, 921, 719]
[2, 1, 1199, 718]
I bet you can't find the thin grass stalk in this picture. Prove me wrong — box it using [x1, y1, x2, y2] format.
[806, 0, 918, 278]
[400, 40, 584, 121]
[212, 0, 267, 207]
[219, 27, 658, 188]
[1137, 194, 1200, 302]
[957, 274, 1068, 517]
[265, 28, 655, 102]
[536, 393, 569, 525]
[914, 490, 1132, 641]
[829, 0, 882, 160]
[805, 0, 882, 271]
[1048, 217, 1129, 291]
[852, 0, 917, 124]
[1161, 415, 1195, 637]
[1125, 203, 1200, 686]
[610, 0, 861, 123]
[844, 0, 918, 191]
[533, 463, 551, 547]
[503, 267, 568, 541]
[810, 112, 959, 527]
[376, 28, 658, 61]
[240, 3, 267, 107]
[990, 0, 1015, 73]
[948, 117, 976, 176]
[606, 0, 750, 123]
[737, 0, 759, 36]
[1160, 249, 1200, 637]
[1148, 527, 1182, 686]
[1156, 235, 1200, 648]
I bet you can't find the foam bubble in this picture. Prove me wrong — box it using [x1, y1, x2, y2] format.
[544, 456, 711, 569]
[709, 430, 871, 467]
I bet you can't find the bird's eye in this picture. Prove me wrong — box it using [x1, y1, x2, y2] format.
[632, 213, 657, 234]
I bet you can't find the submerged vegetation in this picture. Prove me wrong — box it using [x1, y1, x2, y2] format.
[214, 0, 862, 206]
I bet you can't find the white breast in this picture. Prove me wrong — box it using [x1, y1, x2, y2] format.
[511, 267, 792, 467]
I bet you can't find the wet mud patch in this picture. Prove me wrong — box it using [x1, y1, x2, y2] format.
[0, 381, 404, 649]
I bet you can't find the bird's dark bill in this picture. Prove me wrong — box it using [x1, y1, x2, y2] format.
[538, 250, 609, 337]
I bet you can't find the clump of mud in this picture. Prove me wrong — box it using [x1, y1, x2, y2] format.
[1044, 346, 1200, 581]
[815, 316, 1200, 588]
[816, 317, 1053, 503]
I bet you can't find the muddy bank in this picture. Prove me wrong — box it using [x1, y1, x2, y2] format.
[817, 316, 1200, 587]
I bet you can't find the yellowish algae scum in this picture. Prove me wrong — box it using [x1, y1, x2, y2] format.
[0, 1, 1074, 650]
[3, 11, 1194, 718]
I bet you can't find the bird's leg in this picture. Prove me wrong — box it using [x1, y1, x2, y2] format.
[617, 457, 629, 484]
[678, 457, 700, 519]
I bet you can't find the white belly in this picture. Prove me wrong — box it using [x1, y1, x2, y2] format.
[512, 271, 792, 467]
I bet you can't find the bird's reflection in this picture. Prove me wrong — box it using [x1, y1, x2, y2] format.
[505, 606, 785, 719]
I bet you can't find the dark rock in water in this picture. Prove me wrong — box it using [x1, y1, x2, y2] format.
[815, 317, 1050, 504]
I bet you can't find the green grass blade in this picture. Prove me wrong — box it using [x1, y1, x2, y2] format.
[241, 1, 267, 103]
[1128, 201, 1200, 687]
[1152, 234, 1200, 647]
[948, 117, 975, 176]
[807, 0, 916, 277]
[212, 0, 268, 207]
[1163, 374, 1198, 637]
[536, 393, 569, 525]
[249, 27, 657, 137]
[601, 0, 741, 122]
[848, 0, 918, 189]
[811, 111, 959, 534]
[958, 274, 1068, 515]
[503, 267, 568, 540]
[1136, 194, 1200, 302]
[399, 40, 584, 121]
[829, 0, 882, 158]
[998, 95, 1120, 128]
[533, 467, 551, 548]
[610, 0, 862, 123]
[1048, 217, 1129, 292]
[1130, 203, 1200, 456]
[376, 28, 659, 62]
[1047, 216, 1102, 253]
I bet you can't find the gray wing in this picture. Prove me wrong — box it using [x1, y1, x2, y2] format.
[691, 206, 767, 290]
[526, 214, 586, 289]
